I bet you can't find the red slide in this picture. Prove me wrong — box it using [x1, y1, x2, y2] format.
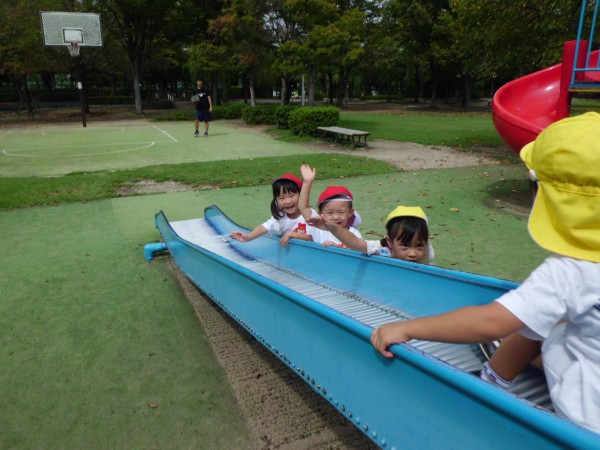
[492, 41, 600, 154]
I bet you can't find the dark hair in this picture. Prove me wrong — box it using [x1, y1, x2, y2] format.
[270, 179, 301, 219]
[197, 78, 204, 83]
[317, 196, 353, 212]
[381, 216, 429, 247]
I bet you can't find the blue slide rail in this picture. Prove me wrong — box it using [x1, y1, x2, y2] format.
[150, 205, 600, 449]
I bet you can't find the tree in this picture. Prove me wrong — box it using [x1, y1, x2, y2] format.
[0, 0, 67, 117]
[449, 0, 582, 82]
[91, 0, 210, 115]
[198, 0, 273, 107]
[383, 0, 452, 107]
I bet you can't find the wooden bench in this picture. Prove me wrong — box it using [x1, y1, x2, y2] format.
[317, 126, 370, 147]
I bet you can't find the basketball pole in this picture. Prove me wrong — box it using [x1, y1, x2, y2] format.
[74, 53, 86, 127]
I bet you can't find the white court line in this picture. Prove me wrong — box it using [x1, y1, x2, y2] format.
[2, 140, 174, 152]
[41, 128, 126, 136]
[152, 125, 178, 142]
[2, 142, 157, 158]
[0, 129, 14, 139]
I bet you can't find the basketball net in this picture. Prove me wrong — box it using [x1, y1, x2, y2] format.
[67, 41, 80, 57]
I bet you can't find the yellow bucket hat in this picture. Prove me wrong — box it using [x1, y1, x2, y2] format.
[520, 111, 600, 262]
[385, 206, 427, 225]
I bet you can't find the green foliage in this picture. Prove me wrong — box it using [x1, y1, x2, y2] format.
[242, 104, 279, 124]
[274, 105, 299, 128]
[150, 103, 249, 121]
[152, 110, 194, 121]
[214, 103, 249, 119]
[288, 106, 339, 136]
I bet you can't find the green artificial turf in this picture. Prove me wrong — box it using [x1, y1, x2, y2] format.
[0, 199, 250, 449]
[1, 113, 550, 448]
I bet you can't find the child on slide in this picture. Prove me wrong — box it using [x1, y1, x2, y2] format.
[229, 174, 312, 246]
[299, 164, 362, 247]
[371, 112, 600, 434]
[308, 205, 434, 264]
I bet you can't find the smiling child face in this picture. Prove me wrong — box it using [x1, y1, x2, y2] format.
[319, 200, 354, 228]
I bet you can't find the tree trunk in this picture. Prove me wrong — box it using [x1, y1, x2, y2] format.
[280, 74, 292, 105]
[249, 75, 256, 107]
[462, 76, 472, 110]
[308, 64, 316, 106]
[336, 68, 345, 107]
[430, 78, 438, 108]
[210, 73, 219, 107]
[15, 76, 35, 120]
[131, 57, 143, 115]
[430, 63, 438, 109]
[414, 62, 421, 103]
[327, 73, 334, 104]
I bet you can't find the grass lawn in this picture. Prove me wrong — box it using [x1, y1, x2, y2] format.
[0, 111, 549, 448]
[339, 111, 505, 146]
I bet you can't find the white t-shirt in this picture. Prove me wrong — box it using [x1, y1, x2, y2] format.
[365, 240, 435, 264]
[262, 214, 307, 236]
[308, 226, 362, 246]
[496, 256, 600, 433]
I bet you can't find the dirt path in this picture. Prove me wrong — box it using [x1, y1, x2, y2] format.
[302, 139, 514, 170]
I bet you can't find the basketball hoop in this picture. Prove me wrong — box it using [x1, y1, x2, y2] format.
[67, 41, 80, 58]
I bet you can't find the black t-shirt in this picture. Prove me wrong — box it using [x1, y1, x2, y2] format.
[193, 86, 210, 110]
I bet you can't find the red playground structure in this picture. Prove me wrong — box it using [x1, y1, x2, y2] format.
[492, 0, 600, 154]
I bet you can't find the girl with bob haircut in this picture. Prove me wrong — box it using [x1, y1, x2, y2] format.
[230, 174, 312, 246]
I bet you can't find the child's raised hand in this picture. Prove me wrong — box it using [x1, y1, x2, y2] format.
[229, 231, 249, 242]
[306, 216, 327, 230]
[370, 323, 411, 358]
[300, 164, 316, 182]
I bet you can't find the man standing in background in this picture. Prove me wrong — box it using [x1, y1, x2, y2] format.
[193, 78, 213, 137]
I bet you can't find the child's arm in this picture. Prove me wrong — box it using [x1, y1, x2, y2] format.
[229, 224, 267, 242]
[371, 302, 524, 358]
[299, 164, 316, 220]
[306, 217, 368, 253]
[279, 231, 313, 247]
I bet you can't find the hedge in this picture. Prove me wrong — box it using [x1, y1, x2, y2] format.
[288, 106, 339, 136]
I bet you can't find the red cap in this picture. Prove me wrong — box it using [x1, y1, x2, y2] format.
[273, 174, 303, 189]
[317, 186, 353, 207]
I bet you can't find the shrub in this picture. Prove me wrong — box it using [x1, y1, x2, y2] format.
[274, 105, 299, 128]
[152, 110, 194, 121]
[288, 106, 339, 136]
[242, 104, 279, 124]
[213, 103, 249, 120]
[143, 99, 175, 110]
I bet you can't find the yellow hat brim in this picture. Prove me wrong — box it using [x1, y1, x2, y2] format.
[528, 181, 600, 262]
[385, 206, 427, 225]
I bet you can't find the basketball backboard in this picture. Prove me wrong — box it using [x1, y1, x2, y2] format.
[40, 11, 102, 47]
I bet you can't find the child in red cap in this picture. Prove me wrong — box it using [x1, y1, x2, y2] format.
[299, 164, 362, 247]
[370, 112, 600, 434]
[230, 173, 313, 246]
